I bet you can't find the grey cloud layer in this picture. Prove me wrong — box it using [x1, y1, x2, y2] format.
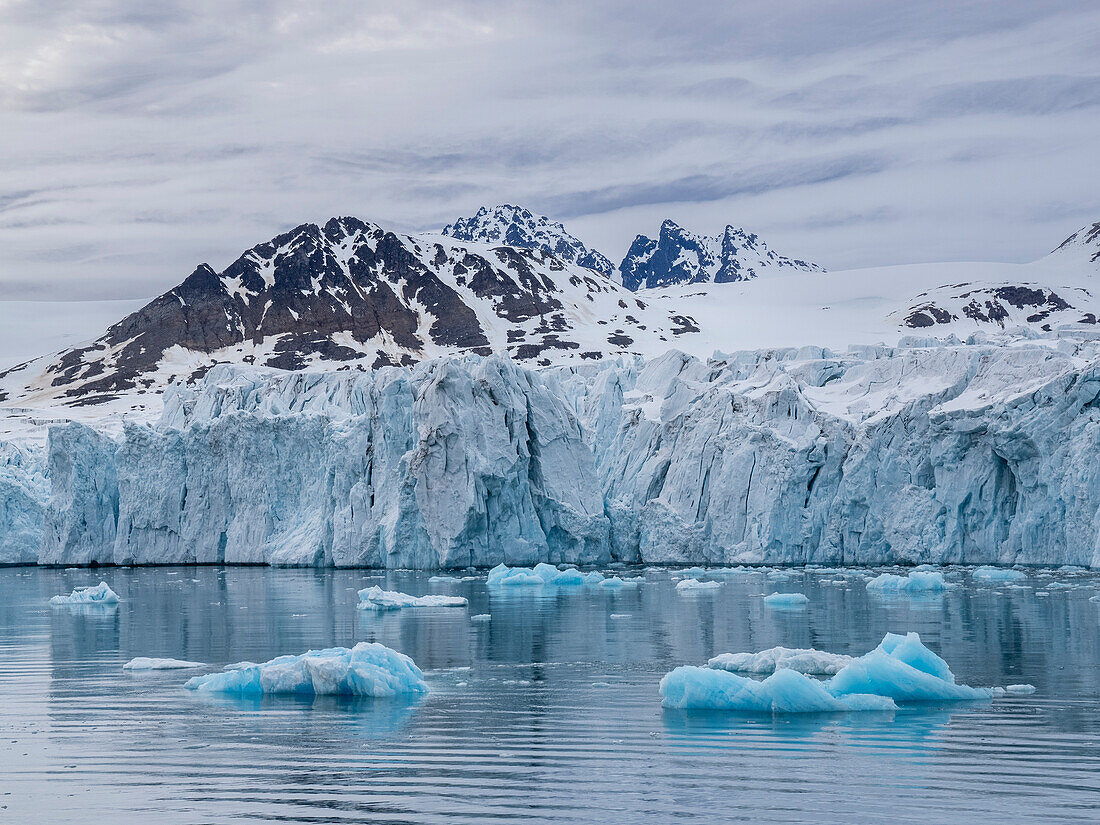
[1, 0, 1098, 298]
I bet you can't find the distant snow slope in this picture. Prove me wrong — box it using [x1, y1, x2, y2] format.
[0, 300, 144, 372]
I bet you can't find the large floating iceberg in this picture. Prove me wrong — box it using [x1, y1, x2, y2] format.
[358, 586, 468, 610]
[184, 642, 428, 697]
[49, 581, 119, 605]
[9, 342, 1100, 568]
[661, 632, 993, 712]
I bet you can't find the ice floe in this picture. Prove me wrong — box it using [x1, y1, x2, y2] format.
[184, 642, 427, 697]
[358, 586, 467, 610]
[49, 581, 119, 605]
[972, 566, 1026, 581]
[123, 657, 205, 670]
[676, 578, 722, 592]
[708, 647, 852, 676]
[1004, 683, 1036, 694]
[661, 632, 993, 713]
[865, 571, 949, 593]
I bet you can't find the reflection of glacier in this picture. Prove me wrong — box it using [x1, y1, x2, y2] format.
[11, 340, 1100, 567]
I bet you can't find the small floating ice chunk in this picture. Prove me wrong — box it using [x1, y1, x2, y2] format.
[709, 647, 852, 676]
[866, 571, 948, 593]
[583, 571, 606, 584]
[598, 576, 639, 589]
[358, 586, 467, 610]
[470, 614, 491, 623]
[1004, 683, 1036, 695]
[763, 592, 808, 608]
[124, 657, 205, 670]
[49, 582, 119, 606]
[972, 566, 1026, 582]
[486, 564, 544, 587]
[184, 642, 427, 697]
[676, 578, 722, 592]
[428, 575, 461, 583]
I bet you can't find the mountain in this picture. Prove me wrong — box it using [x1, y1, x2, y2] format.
[1050, 221, 1100, 266]
[442, 205, 615, 277]
[619, 219, 824, 291]
[8, 217, 698, 405]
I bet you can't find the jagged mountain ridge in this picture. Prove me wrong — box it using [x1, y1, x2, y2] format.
[619, 219, 824, 290]
[442, 205, 615, 277]
[14, 216, 699, 404]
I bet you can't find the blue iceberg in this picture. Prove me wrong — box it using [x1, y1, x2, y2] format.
[971, 566, 1026, 581]
[49, 581, 119, 605]
[661, 632, 993, 713]
[763, 592, 809, 608]
[184, 642, 428, 698]
[866, 571, 949, 593]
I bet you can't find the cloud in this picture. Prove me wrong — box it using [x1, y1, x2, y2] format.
[0, 1, 1098, 298]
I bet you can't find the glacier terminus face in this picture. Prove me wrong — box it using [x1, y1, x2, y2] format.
[3, 335, 1099, 569]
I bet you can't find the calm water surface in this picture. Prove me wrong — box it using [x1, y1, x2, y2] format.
[1, 565, 1098, 824]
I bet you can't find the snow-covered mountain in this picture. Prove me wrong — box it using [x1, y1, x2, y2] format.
[2, 216, 698, 406]
[442, 205, 615, 277]
[1050, 221, 1100, 266]
[619, 219, 823, 291]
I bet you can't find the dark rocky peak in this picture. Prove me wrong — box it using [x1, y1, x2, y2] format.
[442, 204, 615, 277]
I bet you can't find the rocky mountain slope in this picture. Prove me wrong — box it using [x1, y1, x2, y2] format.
[618, 219, 824, 290]
[1, 216, 698, 406]
[442, 205, 615, 276]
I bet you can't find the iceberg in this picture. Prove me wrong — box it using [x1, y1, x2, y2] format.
[661, 632, 992, 712]
[470, 613, 491, 622]
[123, 657, 205, 670]
[708, 647, 853, 676]
[357, 586, 467, 610]
[676, 578, 722, 592]
[763, 592, 808, 608]
[866, 571, 949, 593]
[660, 666, 896, 713]
[49, 581, 119, 605]
[597, 576, 638, 589]
[972, 566, 1026, 581]
[1004, 683, 1036, 694]
[184, 642, 428, 697]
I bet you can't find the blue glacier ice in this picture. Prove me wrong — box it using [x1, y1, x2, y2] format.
[866, 571, 949, 593]
[49, 581, 119, 605]
[763, 592, 809, 608]
[9, 342, 1100, 568]
[184, 642, 427, 697]
[971, 566, 1026, 581]
[708, 647, 852, 676]
[661, 632, 992, 712]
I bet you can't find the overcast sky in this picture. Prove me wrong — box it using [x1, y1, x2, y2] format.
[2, 0, 1099, 299]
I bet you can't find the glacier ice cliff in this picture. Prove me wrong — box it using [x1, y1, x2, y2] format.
[8, 339, 1100, 568]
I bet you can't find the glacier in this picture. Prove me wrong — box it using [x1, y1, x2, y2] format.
[6, 337, 1100, 568]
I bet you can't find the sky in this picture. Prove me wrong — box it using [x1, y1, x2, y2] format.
[1, 0, 1099, 300]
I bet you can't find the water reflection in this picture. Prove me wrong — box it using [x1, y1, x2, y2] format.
[0, 564, 1095, 824]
